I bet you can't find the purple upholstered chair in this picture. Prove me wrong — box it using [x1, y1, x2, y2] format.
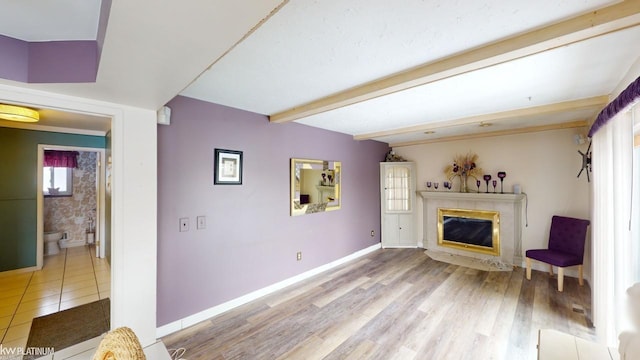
[525, 216, 590, 292]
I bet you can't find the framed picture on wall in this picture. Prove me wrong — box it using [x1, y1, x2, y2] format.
[214, 148, 243, 185]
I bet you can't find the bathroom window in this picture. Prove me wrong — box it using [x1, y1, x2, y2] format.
[43, 167, 73, 196]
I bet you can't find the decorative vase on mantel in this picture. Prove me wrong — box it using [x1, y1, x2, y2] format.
[444, 153, 483, 194]
[460, 174, 468, 193]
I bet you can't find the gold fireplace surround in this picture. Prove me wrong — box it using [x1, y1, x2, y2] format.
[437, 208, 500, 256]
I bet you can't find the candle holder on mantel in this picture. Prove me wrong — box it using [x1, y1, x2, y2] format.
[497, 171, 507, 194]
[483, 174, 492, 193]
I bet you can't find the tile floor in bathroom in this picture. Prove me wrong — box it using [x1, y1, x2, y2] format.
[0, 245, 110, 349]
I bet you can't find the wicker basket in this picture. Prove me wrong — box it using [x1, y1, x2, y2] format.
[93, 326, 146, 360]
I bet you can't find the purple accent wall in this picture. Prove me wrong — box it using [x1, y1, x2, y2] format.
[29, 41, 97, 83]
[0, 35, 28, 82]
[157, 96, 389, 326]
[0, 36, 98, 83]
[0, 1, 111, 83]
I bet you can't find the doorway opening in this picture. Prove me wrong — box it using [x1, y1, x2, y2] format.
[0, 85, 160, 348]
[37, 145, 107, 265]
[0, 102, 113, 349]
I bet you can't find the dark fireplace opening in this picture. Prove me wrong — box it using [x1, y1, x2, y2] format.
[443, 216, 493, 248]
[437, 208, 500, 256]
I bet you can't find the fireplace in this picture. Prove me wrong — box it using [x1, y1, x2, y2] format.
[437, 208, 500, 256]
[420, 192, 524, 266]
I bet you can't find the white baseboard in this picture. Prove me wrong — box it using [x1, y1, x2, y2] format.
[156, 243, 382, 338]
[382, 246, 418, 249]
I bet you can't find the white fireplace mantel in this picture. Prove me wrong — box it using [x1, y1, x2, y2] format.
[418, 191, 526, 266]
[419, 191, 525, 203]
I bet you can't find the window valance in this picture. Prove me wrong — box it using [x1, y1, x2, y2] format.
[44, 150, 79, 168]
[589, 76, 640, 137]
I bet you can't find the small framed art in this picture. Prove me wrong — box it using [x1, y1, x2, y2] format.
[214, 148, 243, 185]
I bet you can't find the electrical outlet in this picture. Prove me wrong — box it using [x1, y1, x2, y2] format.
[296, 252, 302, 261]
[179, 218, 189, 232]
[197, 216, 206, 230]
[370, 230, 375, 237]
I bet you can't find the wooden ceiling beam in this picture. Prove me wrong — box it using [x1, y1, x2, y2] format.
[269, 1, 640, 124]
[390, 120, 590, 148]
[354, 96, 608, 140]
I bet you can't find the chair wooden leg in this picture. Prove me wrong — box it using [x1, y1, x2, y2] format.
[557, 267, 564, 292]
[578, 265, 584, 286]
[549, 264, 554, 276]
[526, 257, 532, 280]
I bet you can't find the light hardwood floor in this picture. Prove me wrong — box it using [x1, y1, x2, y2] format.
[163, 249, 594, 360]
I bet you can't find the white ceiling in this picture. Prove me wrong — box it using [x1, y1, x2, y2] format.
[0, 0, 639, 143]
[375, 108, 598, 145]
[182, 0, 640, 145]
[297, 26, 640, 137]
[0, 108, 111, 135]
[182, 0, 614, 114]
[0, 0, 287, 112]
[0, 0, 101, 41]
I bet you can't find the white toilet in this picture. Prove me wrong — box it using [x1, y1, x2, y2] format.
[44, 231, 62, 256]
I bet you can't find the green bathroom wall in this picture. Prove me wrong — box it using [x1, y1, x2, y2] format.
[0, 127, 106, 272]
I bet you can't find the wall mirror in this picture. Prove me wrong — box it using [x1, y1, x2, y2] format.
[290, 158, 341, 216]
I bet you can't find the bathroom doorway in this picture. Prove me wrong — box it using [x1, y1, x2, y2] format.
[36, 145, 107, 268]
[0, 85, 159, 346]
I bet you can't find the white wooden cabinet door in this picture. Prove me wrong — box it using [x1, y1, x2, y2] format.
[382, 214, 400, 247]
[397, 214, 414, 246]
[380, 162, 416, 248]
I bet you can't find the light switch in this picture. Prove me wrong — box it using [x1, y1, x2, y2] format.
[197, 216, 206, 230]
[179, 218, 189, 232]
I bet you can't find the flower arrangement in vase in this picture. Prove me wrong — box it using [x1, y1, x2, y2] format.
[444, 153, 483, 193]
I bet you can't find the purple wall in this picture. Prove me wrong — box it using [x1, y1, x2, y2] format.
[0, 36, 98, 83]
[0, 35, 28, 82]
[0, 2, 111, 83]
[157, 96, 389, 326]
[29, 41, 98, 83]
